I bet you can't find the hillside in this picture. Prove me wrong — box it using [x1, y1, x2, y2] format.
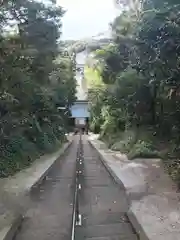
[61, 31, 112, 54]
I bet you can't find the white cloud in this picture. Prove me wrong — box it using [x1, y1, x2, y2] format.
[57, 0, 118, 40]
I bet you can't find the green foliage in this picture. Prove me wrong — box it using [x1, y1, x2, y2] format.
[103, 130, 159, 160]
[0, 135, 39, 177]
[0, 0, 76, 177]
[111, 139, 132, 153]
[62, 37, 111, 55]
[110, 130, 135, 151]
[164, 158, 180, 184]
[84, 65, 104, 88]
[89, 0, 180, 182]
[128, 140, 159, 159]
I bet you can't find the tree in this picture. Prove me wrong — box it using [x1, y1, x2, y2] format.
[89, 0, 180, 152]
[0, 0, 76, 177]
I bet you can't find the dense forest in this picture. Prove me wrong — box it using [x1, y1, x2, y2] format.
[88, 0, 180, 183]
[0, 0, 76, 177]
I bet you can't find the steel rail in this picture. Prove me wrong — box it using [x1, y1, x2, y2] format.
[71, 133, 82, 240]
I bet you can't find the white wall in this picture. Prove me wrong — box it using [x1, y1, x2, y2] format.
[75, 51, 88, 101]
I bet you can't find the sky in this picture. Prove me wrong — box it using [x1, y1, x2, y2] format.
[58, 0, 119, 40]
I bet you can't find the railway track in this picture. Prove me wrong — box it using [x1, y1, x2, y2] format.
[71, 133, 83, 240]
[14, 134, 138, 240]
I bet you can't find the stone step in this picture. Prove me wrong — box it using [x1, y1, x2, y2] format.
[75, 223, 137, 239]
[82, 212, 129, 226]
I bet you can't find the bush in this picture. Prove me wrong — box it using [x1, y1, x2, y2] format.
[0, 124, 65, 177]
[128, 140, 159, 159]
[111, 139, 132, 152]
[110, 130, 136, 151]
[101, 116, 117, 136]
[103, 130, 160, 160]
[163, 158, 180, 185]
[0, 135, 39, 177]
[100, 132, 122, 148]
